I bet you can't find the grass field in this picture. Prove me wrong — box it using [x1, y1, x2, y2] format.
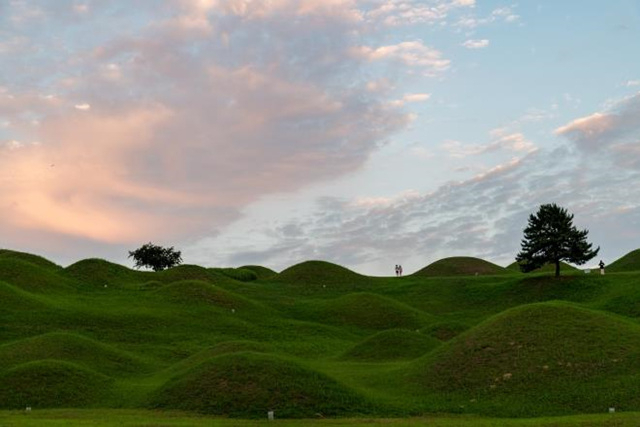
[1, 409, 639, 426]
[1, 248, 640, 423]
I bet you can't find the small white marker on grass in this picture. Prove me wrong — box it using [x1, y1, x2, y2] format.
[268, 410, 274, 420]
[609, 407, 615, 413]
[25, 406, 31, 412]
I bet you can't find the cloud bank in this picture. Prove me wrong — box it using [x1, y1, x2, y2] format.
[221, 94, 640, 274]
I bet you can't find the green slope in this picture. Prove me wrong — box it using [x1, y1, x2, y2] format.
[0, 360, 112, 409]
[608, 249, 640, 272]
[341, 329, 441, 361]
[414, 257, 508, 277]
[278, 260, 366, 286]
[2, 249, 640, 419]
[408, 302, 640, 416]
[506, 260, 581, 274]
[151, 352, 374, 417]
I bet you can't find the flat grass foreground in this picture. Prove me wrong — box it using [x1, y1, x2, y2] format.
[2, 249, 640, 422]
[1, 409, 639, 426]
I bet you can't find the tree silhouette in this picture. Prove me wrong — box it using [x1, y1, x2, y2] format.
[516, 203, 599, 277]
[128, 243, 182, 272]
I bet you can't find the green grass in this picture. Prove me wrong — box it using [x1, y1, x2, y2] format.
[2, 250, 640, 421]
[413, 257, 508, 277]
[0, 360, 112, 408]
[1, 409, 639, 426]
[150, 352, 375, 417]
[341, 329, 441, 361]
[506, 261, 581, 274]
[608, 249, 640, 272]
[406, 302, 640, 416]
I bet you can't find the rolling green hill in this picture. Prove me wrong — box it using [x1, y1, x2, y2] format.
[609, 249, 640, 272]
[414, 257, 508, 277]
[408, 302, 640, 416]
[506, 260, 581, 274]
[1, 249, 640, 420]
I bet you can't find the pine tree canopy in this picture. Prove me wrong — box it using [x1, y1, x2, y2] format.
[516, 203, 599, 277]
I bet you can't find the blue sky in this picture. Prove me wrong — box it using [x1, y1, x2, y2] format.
[1, 0, 639, 274]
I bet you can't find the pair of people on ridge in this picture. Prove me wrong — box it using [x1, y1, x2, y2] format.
[395, 264, 403, 277]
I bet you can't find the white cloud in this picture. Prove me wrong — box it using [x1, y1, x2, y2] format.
[3, 140, 24, 150]
[366, 0, 476, 26]
[443, 130, 536, 158]
[0, 0, 412, 253]
[389, 93, 431, 107]
[461, 39, 489, 49]
[456, 5, 519, 29]
[403, 93, 431, 102]
[626, 80, 640, 87]
[352, 41, 450, 75]
[555, 93, 640, 168]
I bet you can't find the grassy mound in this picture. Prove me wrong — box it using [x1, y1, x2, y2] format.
[64, 258, 142, 288]
[0, 360, 112, 409]
[414, 257, 507, 277]
[342, 329, 440, 361]
[278, 260, 365, 286]
[609, 249, 640, 272]
[0, 249, 61, 270]
[164, 341, 274, 377]
[240, 265, 278, 280]
[154, 280, 258, 311]
[0, 280, 48, 310]
[155, 264, 221, 283]
[0, 332, 149, 376]
[151, 352, 372, 417]
[423, 321, 470, 341]
[410, 302, 640, 416]
[0, 258, 74, 293]
[506, 261, 580, 274]
[210, 267, 258, 282]
[316, 293, 430, 331]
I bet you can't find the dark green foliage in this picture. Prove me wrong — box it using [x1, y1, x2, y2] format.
[151, 352, 374, 417]
[608, 249, 640, 272]
[0, 360, 112, 409]
[516, 204, 599, 277]
[128, 243, 182, 272]
[413, 257, 508, 277]
[342, 329, 441, 361]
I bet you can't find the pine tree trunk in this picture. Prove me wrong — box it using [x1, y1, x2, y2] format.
[555, 260, 560, 277]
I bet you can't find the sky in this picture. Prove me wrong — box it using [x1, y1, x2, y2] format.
[1, 0, 639, 275]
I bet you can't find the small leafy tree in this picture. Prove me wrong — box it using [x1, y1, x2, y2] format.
[128, 243, 182, 272]
[516, 203, 599, 277]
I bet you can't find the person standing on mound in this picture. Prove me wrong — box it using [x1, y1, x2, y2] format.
[394, 265, 399, 277]
[599, 260, 605, 275]
[398, 265, 403, 277]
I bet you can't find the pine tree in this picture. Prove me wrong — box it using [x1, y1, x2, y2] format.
[516, 203, 599, 277]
